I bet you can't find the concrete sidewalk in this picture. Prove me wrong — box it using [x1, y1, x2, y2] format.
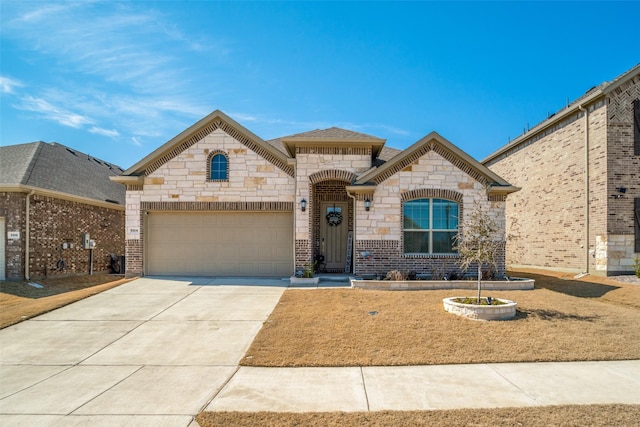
[206, 360, 640, 413]
[1, 276, 639, 427]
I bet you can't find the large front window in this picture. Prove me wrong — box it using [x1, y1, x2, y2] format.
[403, 198, 459, 254]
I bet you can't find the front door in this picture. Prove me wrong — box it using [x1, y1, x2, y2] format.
[319, 202, 349, 271]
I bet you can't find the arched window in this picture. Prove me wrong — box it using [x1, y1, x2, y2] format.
[403, 198, 459, 254]
[209, 152, 228, 181]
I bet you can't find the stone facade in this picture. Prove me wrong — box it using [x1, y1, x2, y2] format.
[123, 128, 295, 276]
[353, 150, 507, 276]
[116, 110, 514, 278]
[0, 192, 124, 279]
[485, 66, 639, 275]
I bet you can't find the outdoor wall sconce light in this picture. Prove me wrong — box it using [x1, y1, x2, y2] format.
[364, 198, 371, 211]
[300, 198, 307, 211]
[611, 187, 627, 199]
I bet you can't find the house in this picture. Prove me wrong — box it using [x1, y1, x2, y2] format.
[0, 142, 126, 280]
[113, 110, 518, 278]
[483, 64, 640, 276]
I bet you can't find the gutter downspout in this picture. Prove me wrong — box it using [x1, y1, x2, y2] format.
[347, 191, 358, 275]
[25, 190, 35, 280]
[292, 160, 298, 276]
[578, 104, 590, 274]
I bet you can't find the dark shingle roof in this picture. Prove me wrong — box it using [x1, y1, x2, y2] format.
[377, 145, 401, 162]
[265, 137, 289, 155]
[0, 141, 125, 205]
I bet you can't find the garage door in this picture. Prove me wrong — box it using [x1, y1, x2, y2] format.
[146, 212, 293, 277]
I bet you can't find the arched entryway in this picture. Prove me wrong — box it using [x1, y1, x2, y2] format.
[309, 170, 357, 273]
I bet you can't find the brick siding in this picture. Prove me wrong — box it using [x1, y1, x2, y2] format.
[1, 192, 124, 279]
[354, 240, 506, 278]
[487, 71, 639, 275]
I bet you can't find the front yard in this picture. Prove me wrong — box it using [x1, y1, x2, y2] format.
[199, 269, 640, 426]
[0, 274, 132, 328]
[241, 269, 640, 367]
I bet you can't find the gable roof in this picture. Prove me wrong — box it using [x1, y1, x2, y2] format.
[282, 127, 384, 141]
[483, 63, 640, 165]
[117, 110, 294, 180]
[279, 127, 386, 158]
[354, 132, 519, 195]
[0, 141, 125, 205]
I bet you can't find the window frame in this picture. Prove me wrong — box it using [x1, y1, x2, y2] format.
[402, 197, 459, 255]
[207, 151, 229, 182]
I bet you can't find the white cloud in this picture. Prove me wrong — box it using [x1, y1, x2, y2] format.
[1, 2, 223, 148]
[89, 126, 119, 138]
[0, 76, 25, 94]
[3, 2, 223, 96]
[15, 96, 94, 128]
[131, 136, 143, 147]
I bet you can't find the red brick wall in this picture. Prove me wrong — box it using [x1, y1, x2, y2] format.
[1, 192, 26, 279]
[0, 192, 124, 279]
[354, 240, 506, 278]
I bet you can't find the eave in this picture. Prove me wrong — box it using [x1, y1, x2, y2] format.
[483, 63, 640, 165]
[281, 138, 386, 158]
[0, 184, 125, 210]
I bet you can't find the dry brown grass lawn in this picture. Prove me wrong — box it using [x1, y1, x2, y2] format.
[0, 274, 133, 328]
[197, 404, 640, 427]
[242, 269, 640, 367]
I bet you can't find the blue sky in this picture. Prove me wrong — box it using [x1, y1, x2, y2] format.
[1, 1, 638, 169]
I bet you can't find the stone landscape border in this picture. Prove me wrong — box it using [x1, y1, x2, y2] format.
[443, 297, 517, 320]
[350, 277, 534, 291]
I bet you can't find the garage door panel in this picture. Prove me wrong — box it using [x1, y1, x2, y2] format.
[146, 212, 292, 277]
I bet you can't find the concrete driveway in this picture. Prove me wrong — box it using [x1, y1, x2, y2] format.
[0, 276, 288, 427]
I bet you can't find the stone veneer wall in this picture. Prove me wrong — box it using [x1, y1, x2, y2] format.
[294, 150, 372, 271]
[354, 150, 507, 277]
[124, 128, 295, 276]
[1, 192, 124, 279]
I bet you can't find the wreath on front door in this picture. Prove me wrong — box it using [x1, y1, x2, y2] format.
[326, 210, 343, 226]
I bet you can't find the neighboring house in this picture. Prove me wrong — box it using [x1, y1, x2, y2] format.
[113, 110, 518, 278]
[484, 64, 640, 276]
[0, 142, 126, 280]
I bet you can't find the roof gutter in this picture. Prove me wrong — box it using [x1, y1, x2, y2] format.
[578, 104, 590, 275]
[109, 175, 144, 186]
[0, 185, 124, 211]
[484, 64, 640, 165]
[482, 89, 605, 165]
[346, 191, 358, 275]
